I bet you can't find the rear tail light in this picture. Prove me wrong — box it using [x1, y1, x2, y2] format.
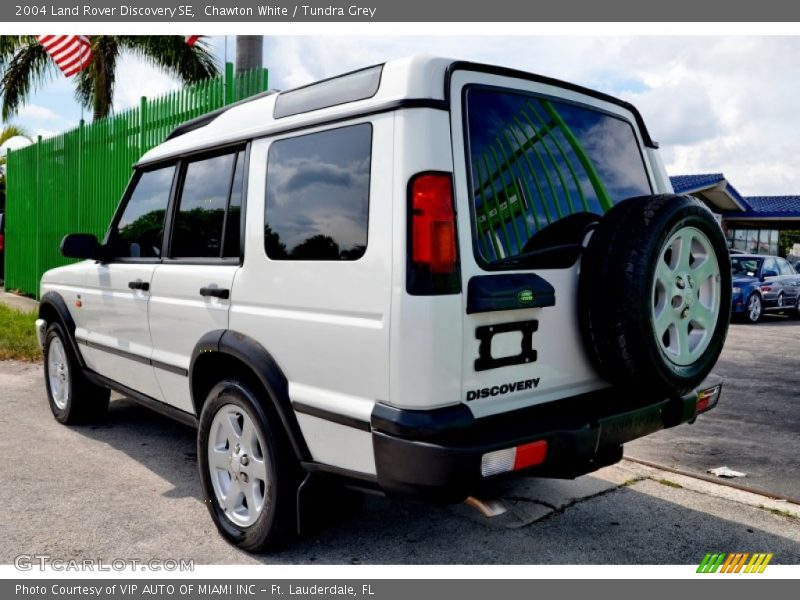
[480, 440, 548, 477]
[407, 172, 460, 295]
[696, 384, 722, 414]
[761, 285, 772, 292]
[0, 233, 4, 253]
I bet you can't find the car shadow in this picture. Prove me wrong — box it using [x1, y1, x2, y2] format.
[67, 397, 800, 565]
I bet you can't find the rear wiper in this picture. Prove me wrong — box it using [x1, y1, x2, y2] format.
[491, 243, 583, 269]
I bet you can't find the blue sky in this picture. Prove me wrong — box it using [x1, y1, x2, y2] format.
[3, 35, 800, 196]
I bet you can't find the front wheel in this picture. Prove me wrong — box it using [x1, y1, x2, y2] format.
[745, 293, 762, 324]
[197, 379, 299, 551]
[43, 322, 109, 424]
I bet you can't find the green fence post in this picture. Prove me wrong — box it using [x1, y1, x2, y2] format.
[262, 67, 269, 91]
[77, 119, 84, 231]
[225, 62, 234, 105]
[139, 96, 148, 153]
[35, 135, 42, 298]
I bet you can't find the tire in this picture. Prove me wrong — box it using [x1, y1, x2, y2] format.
[794, 294, 800, 319]
[43, 322, 110, 424]
[777, 292, 786, 313]
[197, 379, 299, 551]
[578, 194, 731, 395]
[744, 293, 762, 324]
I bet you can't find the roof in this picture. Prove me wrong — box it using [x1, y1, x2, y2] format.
[139, 55, 653, 166]
[670, 173, 750, 211]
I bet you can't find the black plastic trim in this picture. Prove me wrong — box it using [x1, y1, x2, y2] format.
[300, 461, 379, 485]
[76, 338, 189, 376]
[293, 402, 371, 432]
[83, 369, 197, 428]
[189, 330, 312, 461]
[474, 320, 539, 372]
[38, 292, 85, 368]
[371, 387, 706, 502]
[444, 61, 658, 149]
[467, 273, 555, 314]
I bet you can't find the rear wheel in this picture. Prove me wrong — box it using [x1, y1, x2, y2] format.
[197, 379, 299, 551]
[578, 194, 731, 395]
[43, 322, 109, 424]
[745, 293, 762, 324]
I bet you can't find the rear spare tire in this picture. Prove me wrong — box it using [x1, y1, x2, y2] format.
[578, 194, 731, 395]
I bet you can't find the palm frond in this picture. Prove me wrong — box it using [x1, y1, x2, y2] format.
[0, 35, 38, 68]
[120, 35, 219, 83]
[0, 42, 55, 120]
[0, 124, 30, 145]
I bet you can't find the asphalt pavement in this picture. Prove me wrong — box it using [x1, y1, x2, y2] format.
[0, 359, 798, 565]
[628, 317, 800, 500]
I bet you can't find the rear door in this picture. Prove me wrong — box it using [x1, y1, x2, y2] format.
[450, 69, 657, 418]
[148, 147, 246, 414]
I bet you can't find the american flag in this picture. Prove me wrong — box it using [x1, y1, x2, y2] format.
[185, 36, 200, 47]
[36, 35, 92, 77]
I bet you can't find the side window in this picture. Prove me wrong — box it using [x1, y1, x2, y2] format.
[110, 165, 175, 258]
[778, 258, 795, 275]
[171, 151, 244, 259]
[762, 257, 777, 276]
[264, 123, 371, 261]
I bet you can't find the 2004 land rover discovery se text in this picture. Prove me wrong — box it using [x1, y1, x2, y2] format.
[36, 56, 731, 551]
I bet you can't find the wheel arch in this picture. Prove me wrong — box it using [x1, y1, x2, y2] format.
[189, 330, 311, 461]
[38, 291, 85, 368]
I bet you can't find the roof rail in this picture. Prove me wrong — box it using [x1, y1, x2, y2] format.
[164, 89, 280, 141]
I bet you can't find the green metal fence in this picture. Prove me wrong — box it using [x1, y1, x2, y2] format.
[4, 62, 269, 298]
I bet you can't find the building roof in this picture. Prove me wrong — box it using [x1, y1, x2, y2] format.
[671, 174, 800, 221]
[670, 173, 750, 211]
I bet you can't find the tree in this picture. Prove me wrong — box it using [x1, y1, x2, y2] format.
[0, 124, 30, 211]
[235, 36, 263, 75]
[0, 36, 219, 121]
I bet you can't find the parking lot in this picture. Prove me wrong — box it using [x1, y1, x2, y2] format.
[0, 320, 798, 565]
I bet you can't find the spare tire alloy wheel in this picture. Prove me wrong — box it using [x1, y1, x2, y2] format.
[651, 227, 721, 367]
[579, 194, 732, 395]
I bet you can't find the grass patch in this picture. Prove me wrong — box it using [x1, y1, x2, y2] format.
[761, 505, 798, 520]
[0, 304, 41, 361]
[657, 479, 683, 489]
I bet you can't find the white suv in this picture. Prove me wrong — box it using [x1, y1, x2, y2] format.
[36, 56, 730, 551]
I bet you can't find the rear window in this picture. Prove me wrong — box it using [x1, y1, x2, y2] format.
[464, 87, 652, 265]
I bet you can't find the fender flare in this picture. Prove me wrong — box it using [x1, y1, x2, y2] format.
[190, 330, 311, 461]
[39, 291, 85, 368]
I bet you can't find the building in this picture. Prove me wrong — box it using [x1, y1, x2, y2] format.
[671, 173, 800, 256]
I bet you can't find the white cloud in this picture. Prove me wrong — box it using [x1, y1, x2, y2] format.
[17, 104, 63, 123]
[112, 52, 184, 111]
[262, 36, 800, 196]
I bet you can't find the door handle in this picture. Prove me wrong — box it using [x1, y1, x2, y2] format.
[199, 287, 230, 299]
[128, 280, 150, 291]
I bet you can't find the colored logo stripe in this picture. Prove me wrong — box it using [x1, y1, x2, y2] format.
[697, 552, 773, 573]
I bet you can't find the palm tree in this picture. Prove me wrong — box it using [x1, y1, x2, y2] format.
[0, 124, 31, 211]
[0, 36, 219, 121]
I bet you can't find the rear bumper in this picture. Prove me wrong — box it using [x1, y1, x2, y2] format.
[371, 382, 721, 503]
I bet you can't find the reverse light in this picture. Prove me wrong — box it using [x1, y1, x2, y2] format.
[732, 287, 741, 294]
[696, 384, 722, 414]
[406, 172, 460, 295]
[480, 440, 548, 477]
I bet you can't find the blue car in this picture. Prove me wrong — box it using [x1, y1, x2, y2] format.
[731, 254, 800, 323]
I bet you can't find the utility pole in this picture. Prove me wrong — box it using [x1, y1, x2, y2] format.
[235, 36, 263, 74]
